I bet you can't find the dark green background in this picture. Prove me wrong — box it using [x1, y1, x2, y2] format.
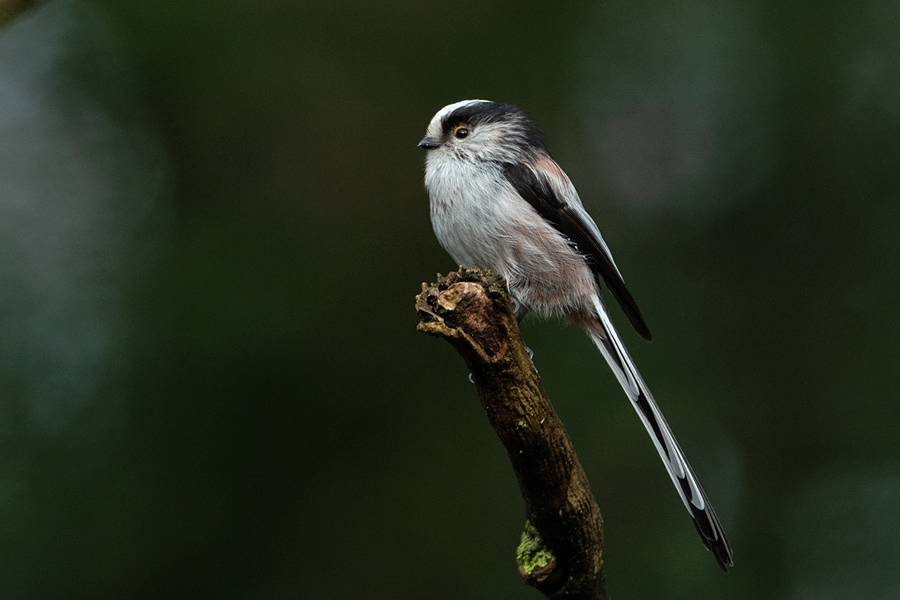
[2, 0, 898, 598]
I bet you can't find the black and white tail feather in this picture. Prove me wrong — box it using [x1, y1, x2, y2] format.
[589, 295, 733, 569]
[419, 99, 734, 571]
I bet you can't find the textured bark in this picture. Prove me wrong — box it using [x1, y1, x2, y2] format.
[416, 267, 609, 600]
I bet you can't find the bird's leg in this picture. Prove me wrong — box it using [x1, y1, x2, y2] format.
[512, 297, 529, 324]
[511, 297, 535, 363]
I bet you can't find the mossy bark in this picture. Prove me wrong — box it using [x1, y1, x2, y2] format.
[416, 267, 609, 600]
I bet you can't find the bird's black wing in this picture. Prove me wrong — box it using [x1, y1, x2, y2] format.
[503, 161, 652, 341]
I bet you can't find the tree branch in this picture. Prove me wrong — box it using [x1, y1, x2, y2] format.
[416, 267, 609, 600]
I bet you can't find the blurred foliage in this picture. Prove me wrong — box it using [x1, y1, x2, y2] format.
[0, 0, 899, 598]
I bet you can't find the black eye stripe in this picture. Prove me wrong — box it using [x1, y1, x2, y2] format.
[440, 103, 512, 137]
[439, 101, 547, 154]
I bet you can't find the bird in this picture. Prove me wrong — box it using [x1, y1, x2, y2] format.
[418, 99, 733, 571]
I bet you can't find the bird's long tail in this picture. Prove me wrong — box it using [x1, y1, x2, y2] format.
[587, 294, 734, 571]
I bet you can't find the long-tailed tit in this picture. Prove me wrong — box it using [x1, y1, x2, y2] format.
[418, 100, 733, 571]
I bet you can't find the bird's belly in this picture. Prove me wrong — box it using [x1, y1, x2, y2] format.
[427, 165, 598, 319]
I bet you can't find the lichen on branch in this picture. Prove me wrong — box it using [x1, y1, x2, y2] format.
[416, 267, 609, 600]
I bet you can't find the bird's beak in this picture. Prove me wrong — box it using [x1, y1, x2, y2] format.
[418, 137, 441, 150]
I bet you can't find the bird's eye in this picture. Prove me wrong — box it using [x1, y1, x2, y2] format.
[453, 125, 470, 139]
